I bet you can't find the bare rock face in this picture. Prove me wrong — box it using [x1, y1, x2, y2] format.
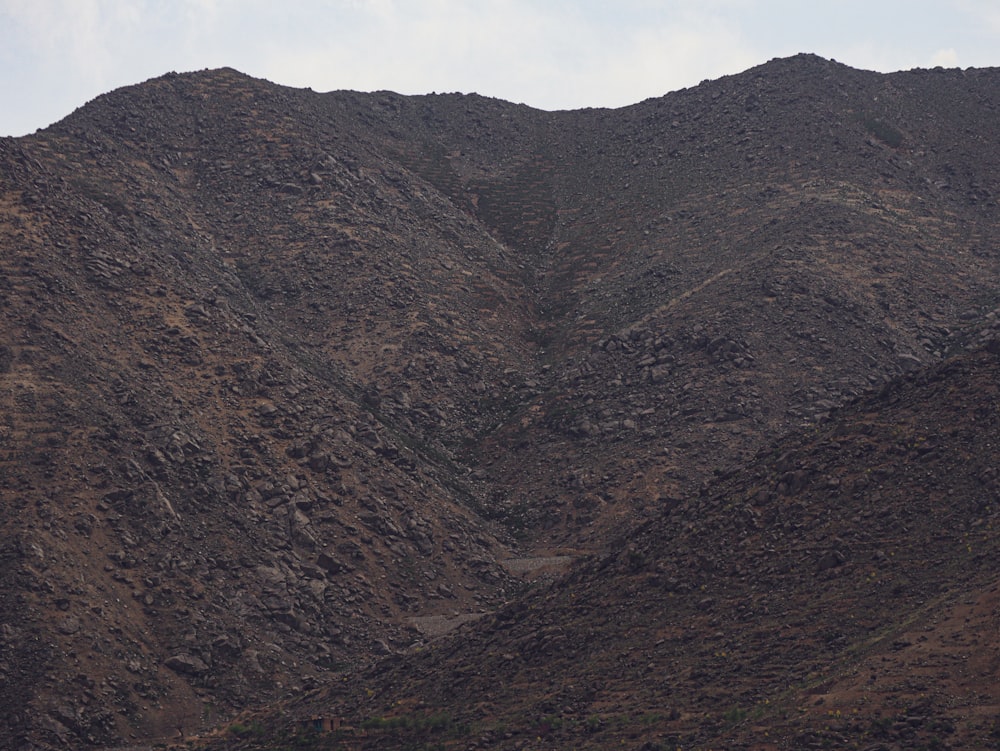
[2, 55, 1000, 749]
[165, 654, 209, 676]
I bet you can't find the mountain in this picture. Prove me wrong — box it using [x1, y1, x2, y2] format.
[1, 53, 999, 749]
[210, 345, 1000, 750]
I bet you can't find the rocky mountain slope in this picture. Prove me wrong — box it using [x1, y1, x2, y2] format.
[1, 53, 999, 749]
[210, 344, 1000, 750]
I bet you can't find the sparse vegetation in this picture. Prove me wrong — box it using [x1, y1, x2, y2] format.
[5, 55, 1000, 751]
[861, 115, 904, 147]
[228, 720, 264, 737]
[723, 705, 748, 727]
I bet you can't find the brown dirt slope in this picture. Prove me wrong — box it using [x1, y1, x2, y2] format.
[1, 54, 1000, 749]
[209, 344, 1000, 750]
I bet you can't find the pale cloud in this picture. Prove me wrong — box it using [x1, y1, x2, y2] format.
[2, 0, 141, 82]
[257, 0, 577, 101]
[2, 0, 1000, 135]
[956, 0, 1000, 36]
[256, 0, 759, 109]
[929, 48, 960, 68]
[587, 20, 759, 104]
[176, 0, 227, 40]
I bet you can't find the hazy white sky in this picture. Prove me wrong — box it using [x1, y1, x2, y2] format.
[2, 0, 999, 136]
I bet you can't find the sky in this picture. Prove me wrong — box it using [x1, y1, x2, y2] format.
[2, 0, 1000, 137]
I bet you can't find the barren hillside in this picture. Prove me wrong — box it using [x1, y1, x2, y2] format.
[1, 54, 999, 749]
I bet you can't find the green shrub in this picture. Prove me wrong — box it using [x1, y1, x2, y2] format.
[862, 116, 904, 148]
[228, 720, 263, 737]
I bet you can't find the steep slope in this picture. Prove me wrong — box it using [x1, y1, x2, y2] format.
[1, 70, 530, 748]
[215, 343, 1000, 750]
[381, 55, 1000, 549]
[1, 55, 1000, 749]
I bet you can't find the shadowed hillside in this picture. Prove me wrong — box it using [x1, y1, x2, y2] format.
[1, 54, 1000, 749]
[209, 344, 1000, 749]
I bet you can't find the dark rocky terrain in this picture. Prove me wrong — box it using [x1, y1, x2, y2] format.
[1, 53, 999, 749]
[212, 345, 1000, 750]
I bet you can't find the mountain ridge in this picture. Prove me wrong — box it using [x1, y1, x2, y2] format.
[2, 54, 1000, 749]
